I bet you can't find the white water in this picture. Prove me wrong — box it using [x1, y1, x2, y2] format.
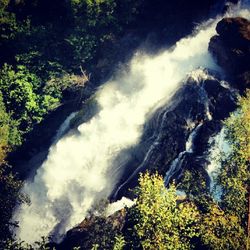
[52, 112, 77, 144]
[164, 122, 203, 186]
[207, 128, 231, 200]
[113, 69, 215, 198]
[13, 8, 250, 244]
[105, 197, 135, 217]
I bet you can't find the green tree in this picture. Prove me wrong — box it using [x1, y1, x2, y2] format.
[0, 91, 21, 162]
[113, 235, 125, 250]
[216, 90, 250, 225]
[4, 236, 52, 250]
[0, 0, 17, 40]
[200, 204, 246, 250]
[65, 32, 97, 66]
[178, 167, 212, 212]
[128, 172, 200, 250]
[0, 94, 11, 163]
[0, 164, 28, 248]
[0, 64, 59, 132]
[199, 90, 250, 250]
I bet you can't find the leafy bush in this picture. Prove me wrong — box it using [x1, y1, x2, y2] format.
[0, 64, 59, 133]
[0, 92, 21, 162]
[127, 172, 200, 250]
[216, 90, 250, 229]
[0, 164, 28, 247]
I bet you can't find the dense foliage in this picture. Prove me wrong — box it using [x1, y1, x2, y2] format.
[0, 0, 249, 249]
[0, 164, 28, 249]
[0, 92, 20, 162]
[126, 173, 200, 250]
[217, 90, 250, 224]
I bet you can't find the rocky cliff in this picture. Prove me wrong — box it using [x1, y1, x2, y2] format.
[209, 17, 250, 90]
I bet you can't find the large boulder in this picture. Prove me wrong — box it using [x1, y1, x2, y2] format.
[56, 209, 127, 249]
[209, 17, 250, 89]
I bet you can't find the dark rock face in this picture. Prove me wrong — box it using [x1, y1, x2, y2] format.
[56, 209, 127, 250]
[216, 17, 250, 44]
[203, 79, 236, 120]
[112, 74, 237, 200]
[209, 17, 250, 89]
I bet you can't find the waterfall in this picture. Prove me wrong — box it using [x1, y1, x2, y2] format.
[207, 128, 231, 199]
[105, 197, 135, 217]
[164, 123, 202, 186]
[109, 69, 214, 201]
[52, 112, 77, 144]
[13, 8, 250, 244]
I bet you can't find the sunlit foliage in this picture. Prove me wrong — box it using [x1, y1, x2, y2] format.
[128, 172, 200, 250]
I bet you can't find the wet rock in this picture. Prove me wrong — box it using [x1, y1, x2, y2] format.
[57, 209, 127, 250]
[112, 73, 237, 200]
[193, 120, 221, 156]
[209, 17, 250, 89]
[203, 79, 237, 120]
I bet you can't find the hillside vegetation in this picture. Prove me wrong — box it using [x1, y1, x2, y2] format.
[0, 0, 249, 249]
